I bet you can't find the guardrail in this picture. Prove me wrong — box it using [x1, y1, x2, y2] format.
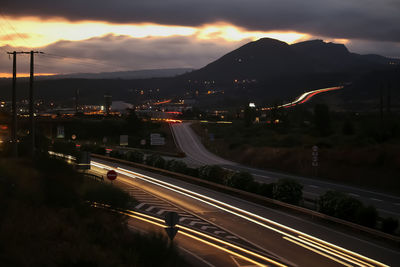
[111, 145, 185, 158]
[92, 153, 400, 245]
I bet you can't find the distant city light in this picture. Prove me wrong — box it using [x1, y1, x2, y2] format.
[249, 103, 256, 108]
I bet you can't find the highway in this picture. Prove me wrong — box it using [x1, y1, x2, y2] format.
[90, 157, 399, 266]
[170, 122, 400, 219]
[262, 86, 344, 110]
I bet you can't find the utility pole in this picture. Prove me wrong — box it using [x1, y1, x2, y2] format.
[29, 51, 35, 156]
[8, 51, 18, 157]
[7, 51, 42, 157]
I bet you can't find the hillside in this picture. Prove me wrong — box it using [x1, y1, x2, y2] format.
[0, 38, 398, 107]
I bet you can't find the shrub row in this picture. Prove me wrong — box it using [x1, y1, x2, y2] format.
[101, 149, 399, 235]
[108, 151, 304, 205]
[318, 190, 398, 234]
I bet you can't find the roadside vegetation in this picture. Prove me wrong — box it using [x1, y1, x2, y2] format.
[0, 155, 187, 266]
[191, 105, 400, 195]
[94, 147, 399, 236]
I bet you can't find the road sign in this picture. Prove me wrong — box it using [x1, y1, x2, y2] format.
[56, 125, 64, 138]
[165, 227, 178, 241]
[120, 135, 128, 146]
[165, 211, 179, 227]
[150, 133, 165, 146]
[107, 170, 117, 181]
[312, 145, 319, 168]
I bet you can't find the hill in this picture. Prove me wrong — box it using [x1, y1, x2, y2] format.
[37, 68, 193, 80]
[0, 38, 398, 107]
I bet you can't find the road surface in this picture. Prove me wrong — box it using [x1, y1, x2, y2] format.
[90, 157, 399, 266]
[170, 122, 400, 219]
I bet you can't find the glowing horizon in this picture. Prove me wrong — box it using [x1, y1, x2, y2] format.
[0, 16, 310, 48]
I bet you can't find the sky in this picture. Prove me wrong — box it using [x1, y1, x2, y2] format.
[0, 0, 399, 77]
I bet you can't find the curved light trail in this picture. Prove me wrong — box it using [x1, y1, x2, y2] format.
[91, 160, 389, 267]
[262, 86, 344, 110]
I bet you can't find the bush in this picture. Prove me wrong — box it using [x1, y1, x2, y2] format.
[227, 171, 254, 191]
[185, 167, 199, 177]
[198, 165, 228, 184]
[165, 160, 188, 174]
[273, 178, 303, 205]
[335, 196, 363, 222]
[381, 217, 399, 234]
[318, 190, 346, 216]
[145, 154, 166, 169]
[126, 150, 144, 164]
[318, 191, 377, 226]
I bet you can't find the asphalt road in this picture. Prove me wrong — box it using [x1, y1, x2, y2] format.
[170, 122, 400, 219]
[91, 157, 400, 266]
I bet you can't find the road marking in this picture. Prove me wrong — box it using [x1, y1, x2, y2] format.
[179, 246, 216, 267]
[156, 209, 168, 215]
[348, 193, 360, 198]
[214, 230, 226, 235]
[145, 206, 156, 212]
[370, 198, 383, 202]
[135, 203, 146, 209]
[201, 225, 218, 231]
[94, 161, 391, 266]
[226, 235, 239, 239]
[189, 221, 209, 226]
[308, 185, 319, 189]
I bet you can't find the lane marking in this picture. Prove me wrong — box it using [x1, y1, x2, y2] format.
[92, 161, 390, 267]
[283, 236, 352, 267]
[370, 198, 383, 202]
[179, 246, 217, 267]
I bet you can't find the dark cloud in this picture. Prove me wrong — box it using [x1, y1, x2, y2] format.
[0, 35, 246, 74]
[3, 0, 400, 42]
[1, 34, 399, 76]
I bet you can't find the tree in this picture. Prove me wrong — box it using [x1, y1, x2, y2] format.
[314, 104, 331, 136]
[273, 178, 303, 205]
[165, 160, 188, 174]
[318, 191, 375, 225]
[126, 150, 144, 164]
[198, 165, 228, 184]
[145, 154, 166, 169]
[227, 172, 254, 191]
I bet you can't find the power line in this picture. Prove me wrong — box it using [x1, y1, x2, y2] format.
[0, 9, 30, 48]
[0, 22, 18, 47]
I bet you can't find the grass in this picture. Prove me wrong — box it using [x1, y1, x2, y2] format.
[0, 156, 187, 266]
[191, 119, 400, 195]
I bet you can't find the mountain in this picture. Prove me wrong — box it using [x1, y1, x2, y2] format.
[0, 38, 398, 108]
[38, 68, 193, 80]
[182, 38, 396, 82]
